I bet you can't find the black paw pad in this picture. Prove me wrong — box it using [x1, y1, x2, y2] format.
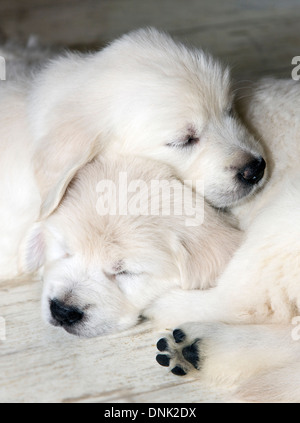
[171, 366, 187, 376]
[182, 340, 200, 369]
[156, 354, 170, 367]
[173, 329, 186, 344]
[157, 338, 168, 352]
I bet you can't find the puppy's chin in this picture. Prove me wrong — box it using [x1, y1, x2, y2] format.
[207, 181, 265, 209]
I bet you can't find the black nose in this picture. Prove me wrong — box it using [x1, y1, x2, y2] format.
[238, 157, 266, 185]
[50, 299, 84, 326]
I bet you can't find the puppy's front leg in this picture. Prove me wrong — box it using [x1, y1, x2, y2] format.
[145, 221, 277, 329]
[144, 286, 234, 328]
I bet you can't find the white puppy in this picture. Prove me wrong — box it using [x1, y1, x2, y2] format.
[21, 28, 266, 218]
[152, 79, 300, 402]
[4, 149, 242, 337]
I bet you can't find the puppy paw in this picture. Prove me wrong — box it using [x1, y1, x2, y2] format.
[156, 327, 203, 376]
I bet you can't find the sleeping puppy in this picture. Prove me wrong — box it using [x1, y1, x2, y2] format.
[0, 75, 241, 337]
[5, 27, 266, 219]
[19, 156, 241, 337]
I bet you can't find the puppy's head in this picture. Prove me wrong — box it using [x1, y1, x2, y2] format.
[21, 156, 241, 337]
[102, 29, 267, 207]
[31, 28, 266, 218]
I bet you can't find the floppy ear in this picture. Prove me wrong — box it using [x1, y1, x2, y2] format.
[18, 223, 71, 275]
[29, 54, 104, 219]
[18, 223, 46, 275]
[174, 199, 242, 290]
[33, 121, 100, 219]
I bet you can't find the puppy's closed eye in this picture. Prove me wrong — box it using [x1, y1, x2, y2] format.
[167, 132, 200, 149]
[115, 270, 134, 277]
[181, 135, 200, 148]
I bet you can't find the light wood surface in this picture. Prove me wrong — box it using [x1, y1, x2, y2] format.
[0, 276, 233, 403]
[0, 0, 299, 403]
[0, 0, 299, 79]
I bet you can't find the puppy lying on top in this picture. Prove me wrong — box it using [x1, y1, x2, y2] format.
[2, 148, 241, 337]
[1, 27, 266, 223]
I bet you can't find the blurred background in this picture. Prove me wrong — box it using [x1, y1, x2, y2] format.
[0, 0, 299, 80]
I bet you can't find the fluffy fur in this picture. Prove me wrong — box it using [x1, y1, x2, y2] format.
[34, 156, 241, 337]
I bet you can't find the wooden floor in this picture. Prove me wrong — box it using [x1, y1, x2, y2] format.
[0, 0, 299, 80]
[0, 276, 233, 403]
[0, 0, 300, 404]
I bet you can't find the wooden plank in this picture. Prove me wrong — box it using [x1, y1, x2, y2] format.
[178, 16, 300, 79]
[0, 0, 298, 79]
[0, 277, 232, 403]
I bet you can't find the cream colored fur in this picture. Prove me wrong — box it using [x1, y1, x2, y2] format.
[37, 157, 241, 337]
[25, 28, 265, 217]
